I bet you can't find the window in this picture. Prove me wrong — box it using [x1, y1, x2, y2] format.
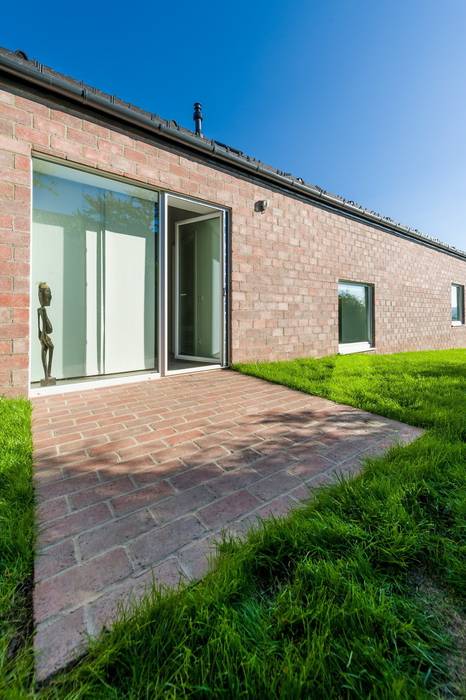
[31, 158, 159, 383]
[451, 284, 465, 325]
[338, 281, 374, 353]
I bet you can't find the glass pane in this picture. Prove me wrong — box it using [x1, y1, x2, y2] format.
[339, 283, 371, 344]
[451, 285, 461, 322]
[177, 216, 221, 361]
[196, 217, 221, 359]
[31, 160, 158, 383]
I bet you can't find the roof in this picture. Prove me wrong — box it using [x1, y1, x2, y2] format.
[1, 46, 465, 261]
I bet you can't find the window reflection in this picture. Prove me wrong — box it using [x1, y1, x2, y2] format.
[338, 282, 373, 345]
[451, 284, 464, 324]
[31, 161, 159, 383]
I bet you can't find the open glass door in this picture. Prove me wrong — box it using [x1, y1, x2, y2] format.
[175, 213, 221, 363]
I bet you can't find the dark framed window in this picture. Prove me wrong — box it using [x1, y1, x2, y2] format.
[451, 283, 465, 325]
[338, 281, 374, 352]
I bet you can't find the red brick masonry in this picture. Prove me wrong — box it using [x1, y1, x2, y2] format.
[33, 370, 423, 679]
[1, 85, 466, 395]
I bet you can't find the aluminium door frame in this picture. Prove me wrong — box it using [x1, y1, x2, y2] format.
[174, 211, 223, 363]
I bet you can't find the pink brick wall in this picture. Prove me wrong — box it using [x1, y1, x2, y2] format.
[1, 87, 465, 396]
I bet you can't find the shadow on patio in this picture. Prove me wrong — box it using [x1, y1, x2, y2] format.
[31, 369, 423, 679]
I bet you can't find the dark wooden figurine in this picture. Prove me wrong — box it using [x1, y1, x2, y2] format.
[37, 282, 56, 386]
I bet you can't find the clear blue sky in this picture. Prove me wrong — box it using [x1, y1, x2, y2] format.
[2, 1, 466, 250]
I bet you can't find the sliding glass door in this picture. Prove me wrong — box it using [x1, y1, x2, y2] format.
[175, 214, 222, 363]
[31, 160, 158, 382]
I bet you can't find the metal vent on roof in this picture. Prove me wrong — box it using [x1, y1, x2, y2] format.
[193, 102, 203, 136]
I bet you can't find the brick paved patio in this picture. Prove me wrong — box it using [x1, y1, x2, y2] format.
[32, 369, 423, 679]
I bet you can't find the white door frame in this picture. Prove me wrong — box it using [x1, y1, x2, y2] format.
[174, 212, 223, 363]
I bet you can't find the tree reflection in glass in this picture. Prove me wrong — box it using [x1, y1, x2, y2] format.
[338, 283, 372, 344]
[31, 164, 158, 382]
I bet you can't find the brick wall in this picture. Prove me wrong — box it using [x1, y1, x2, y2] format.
[1, 86, 466, 396]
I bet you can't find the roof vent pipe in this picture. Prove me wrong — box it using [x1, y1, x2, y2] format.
[193, 102, 203, 136]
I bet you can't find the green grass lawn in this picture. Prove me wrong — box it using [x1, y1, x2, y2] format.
[2, 350, 465, 698]
[0, 397, 35, 697]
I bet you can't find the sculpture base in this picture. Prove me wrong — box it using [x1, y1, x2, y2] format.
[40, 377, 56, 387]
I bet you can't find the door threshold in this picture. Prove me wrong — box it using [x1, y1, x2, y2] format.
[167, 365, 222, 376]
[29, 365, 225, 397]
[29, 371, 161, 397]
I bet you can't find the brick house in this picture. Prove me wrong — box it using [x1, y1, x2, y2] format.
[0, 47, 465, 398]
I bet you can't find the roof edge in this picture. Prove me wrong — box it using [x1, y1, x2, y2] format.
[1, 47, 465, 262]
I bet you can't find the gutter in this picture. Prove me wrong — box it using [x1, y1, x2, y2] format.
[0, 50, 465, 262]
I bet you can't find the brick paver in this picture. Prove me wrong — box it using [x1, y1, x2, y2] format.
[32, 370, 423, 679]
